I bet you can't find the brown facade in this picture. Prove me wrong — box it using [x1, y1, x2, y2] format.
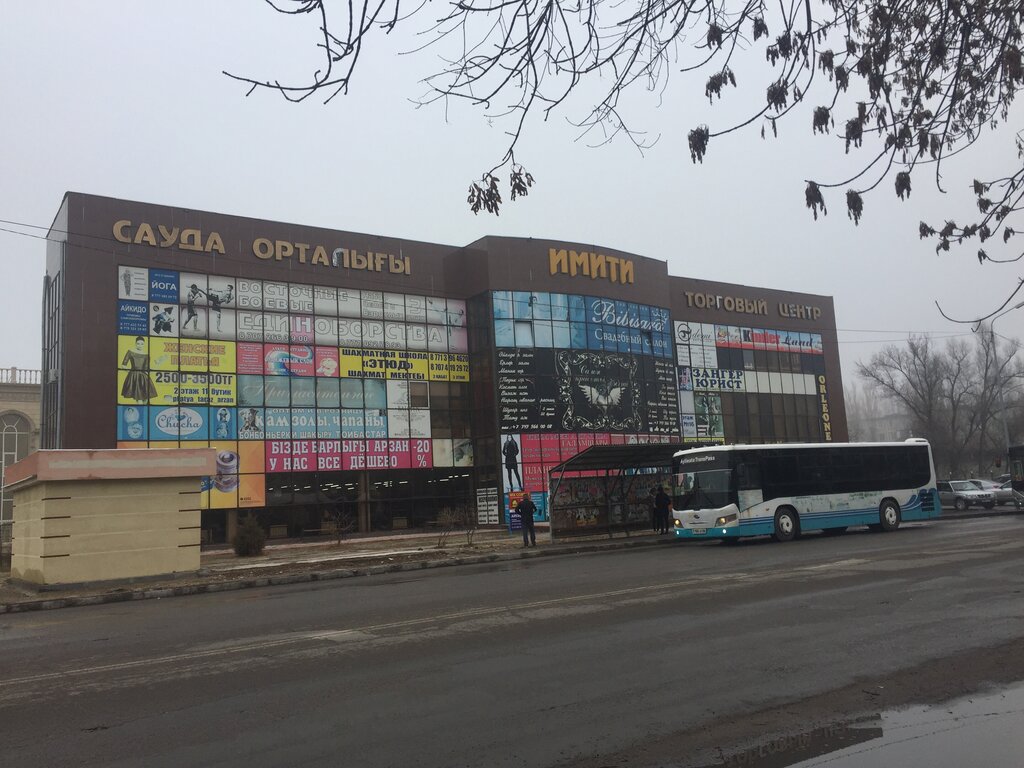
[43, 192, 847, 541]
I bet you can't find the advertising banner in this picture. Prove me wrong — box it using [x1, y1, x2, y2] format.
[118, 266, 148, 300]
[118, 301, 149, 335]
[556, 351, 642, 432]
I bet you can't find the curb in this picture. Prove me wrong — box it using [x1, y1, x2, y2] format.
[5, 512, 1016, 615]
[0, 536, 672, 615]
[938, 507, 1024, 521]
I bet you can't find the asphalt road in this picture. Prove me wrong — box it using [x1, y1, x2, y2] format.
[3, 516, 1024, 768]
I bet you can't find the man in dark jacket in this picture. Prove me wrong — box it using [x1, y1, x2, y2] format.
[518, 495, 537, 547]
[654, 487, 673, 535]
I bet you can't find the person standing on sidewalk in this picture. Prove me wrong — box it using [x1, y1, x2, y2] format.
[518, 495, 537, 547]
[654, 486, 673, 535]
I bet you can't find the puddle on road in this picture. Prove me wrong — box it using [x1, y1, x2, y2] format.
[703, 681, 1024, 768]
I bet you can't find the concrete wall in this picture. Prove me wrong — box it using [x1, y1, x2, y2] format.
[11, 476, 202, 586]
[6, 448, 215, 586]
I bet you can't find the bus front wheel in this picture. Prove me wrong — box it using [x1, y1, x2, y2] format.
[879, 499, 901, 532]
[773, 508, 799, 542]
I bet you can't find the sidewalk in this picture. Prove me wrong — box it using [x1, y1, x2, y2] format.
[0, 527, 673, 614]
[2, 506, 1018, 615]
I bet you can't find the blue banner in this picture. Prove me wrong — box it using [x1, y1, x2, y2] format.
[317, 409, 342, 439]
[291, 408, 317, 439]
[148, 269, 179, 303]
[211, 407, 237, 440]
[118, 300, 149, 335]
[149, 406, 209, 441]
[265, 408, 291, 439]
[117, 405, 148, 441]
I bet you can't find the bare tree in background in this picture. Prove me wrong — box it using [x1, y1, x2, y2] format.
[227, 1, 1024, 306]
[844, 381, 908, 441]
[858, 330, 1024, 476]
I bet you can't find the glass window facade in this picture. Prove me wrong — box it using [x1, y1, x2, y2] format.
[674, 322, 827, 445]
[494, 292, 678, 521]
[42, 194, 845, 543]
[115, 267, 472, 517]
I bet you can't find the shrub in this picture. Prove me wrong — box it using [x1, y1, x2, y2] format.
[233, 514, 267, 556]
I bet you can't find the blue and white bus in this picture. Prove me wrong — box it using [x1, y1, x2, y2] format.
[671, 440, 939, 542]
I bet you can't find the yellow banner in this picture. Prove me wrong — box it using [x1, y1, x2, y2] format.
[118, 370, 235, 405]
[429, 353, 470, 382]
[117, 334, 151, 368]
[207, 373, 237, 406]
[149, 338, 237, 373]
[208, 441, 240, 509]
[157, 371, 209, 406]
[339, 349, 431, 381]
[238, 473, 266, 507]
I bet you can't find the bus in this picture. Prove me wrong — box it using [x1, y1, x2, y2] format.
[671, 439, 939, 542]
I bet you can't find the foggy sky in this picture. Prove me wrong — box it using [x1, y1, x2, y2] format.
[1, 1, 1020, 384]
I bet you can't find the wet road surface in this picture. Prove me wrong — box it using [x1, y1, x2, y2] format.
[2, 515, 1024, 767]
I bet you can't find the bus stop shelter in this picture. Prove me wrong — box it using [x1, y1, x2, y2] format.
[546, 443, 688, 539]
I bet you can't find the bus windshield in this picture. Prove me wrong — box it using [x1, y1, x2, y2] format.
[674, 468, 734, 510]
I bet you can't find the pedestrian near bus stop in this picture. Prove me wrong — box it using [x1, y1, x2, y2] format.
[654, 487, 673, 535]
[518, 495, 537, 547]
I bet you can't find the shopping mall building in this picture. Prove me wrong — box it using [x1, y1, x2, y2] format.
[40, 193, 847, 543]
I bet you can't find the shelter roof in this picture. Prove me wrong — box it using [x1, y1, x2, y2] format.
[547, 443, 690, 475]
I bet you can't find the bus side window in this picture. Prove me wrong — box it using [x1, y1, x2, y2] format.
[737, 461, 760, 490]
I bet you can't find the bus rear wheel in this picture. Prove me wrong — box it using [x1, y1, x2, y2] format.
[879, 499, 901, 532]
[773, 508, 799, 542]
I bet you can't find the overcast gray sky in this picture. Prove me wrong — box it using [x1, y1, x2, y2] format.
[1, 2, 1021, 383]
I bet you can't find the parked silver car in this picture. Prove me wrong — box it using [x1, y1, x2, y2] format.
[968, 478, 1009, 503]
[997, 480, 1023, 507]
[937, 480, 996, 510]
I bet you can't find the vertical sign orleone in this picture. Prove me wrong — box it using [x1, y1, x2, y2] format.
[817, 374, 832, 441]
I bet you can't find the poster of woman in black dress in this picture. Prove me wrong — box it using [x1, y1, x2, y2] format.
[120, 336, 158, 402]
[502, 434, 523, 492]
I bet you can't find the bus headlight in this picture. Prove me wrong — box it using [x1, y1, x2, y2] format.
[714, 514, 738, 526]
